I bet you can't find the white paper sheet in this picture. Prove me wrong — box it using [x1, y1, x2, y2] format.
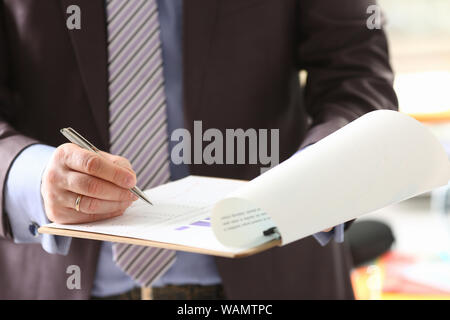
[211, 110, 450, 248]
[46, 176, 276, 254]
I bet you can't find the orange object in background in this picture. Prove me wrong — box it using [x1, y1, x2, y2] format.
[407, 110, 450, 124]
[351, 251, 450, 300]
[351, 264, 384, 300]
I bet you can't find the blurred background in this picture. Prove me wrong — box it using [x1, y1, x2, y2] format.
[349, 0, 450, 300]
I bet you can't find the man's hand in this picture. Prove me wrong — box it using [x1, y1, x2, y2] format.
[41, 143, 139, 224]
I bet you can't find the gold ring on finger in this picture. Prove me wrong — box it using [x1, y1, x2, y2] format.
[75, 194, 82, 212]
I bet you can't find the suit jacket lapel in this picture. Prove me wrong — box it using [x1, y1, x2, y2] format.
[60, 0, 110, 149]
[183, 0, 219, 122]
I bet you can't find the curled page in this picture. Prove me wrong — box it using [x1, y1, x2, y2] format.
[211, 110, 450, 248]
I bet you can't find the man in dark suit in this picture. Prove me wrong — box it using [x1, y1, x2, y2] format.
[0, 0, 397, 299]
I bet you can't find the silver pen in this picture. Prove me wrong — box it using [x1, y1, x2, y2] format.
[60, 127, 153, 205]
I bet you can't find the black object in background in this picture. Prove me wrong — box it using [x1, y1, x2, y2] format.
[345, 220, 395, 267]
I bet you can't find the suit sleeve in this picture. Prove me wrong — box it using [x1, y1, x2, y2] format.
[296, 0, 398, 149]
[0, 4, 39, 239]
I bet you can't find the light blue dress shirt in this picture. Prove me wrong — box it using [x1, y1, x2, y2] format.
[4, 0, 343, 298]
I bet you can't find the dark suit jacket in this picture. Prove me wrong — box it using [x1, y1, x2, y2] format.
[0, 0, 397, 299]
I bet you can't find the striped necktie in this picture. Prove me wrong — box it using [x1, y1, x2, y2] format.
[106, 0, 175, 288]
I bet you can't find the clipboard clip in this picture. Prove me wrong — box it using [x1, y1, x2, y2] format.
[263, 227, 281, 239]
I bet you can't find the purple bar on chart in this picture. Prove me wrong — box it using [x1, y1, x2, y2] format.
[191, 221, 211, 227]
[175, 226, 189, 231]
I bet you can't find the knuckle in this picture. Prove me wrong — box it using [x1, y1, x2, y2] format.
[83, 154, 101, 174]
[56, 143, 71, 165]
[112, 168, 124, 185]
[66, 173, 77, 190]
[86, 178, 102, 196]
[54, 145, 66, 160]
[47, 191, 59, 203]
[86, 198, 99, 213]
[45, 168, 59, 185]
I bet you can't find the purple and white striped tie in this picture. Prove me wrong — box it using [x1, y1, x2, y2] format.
[106, 0, 175, 288]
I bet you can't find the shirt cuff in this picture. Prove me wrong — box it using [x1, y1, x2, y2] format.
[4, 144, 72, 255]
[312, 223, 345, 246]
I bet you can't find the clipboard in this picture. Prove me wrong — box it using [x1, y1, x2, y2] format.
[38, 225, 282, 258]
[39, 111, 450, 259]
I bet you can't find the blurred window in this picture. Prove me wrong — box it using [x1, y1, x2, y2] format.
[379, 0, 450, 121]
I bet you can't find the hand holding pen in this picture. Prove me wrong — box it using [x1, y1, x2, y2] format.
[40, 128, 149, 224]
